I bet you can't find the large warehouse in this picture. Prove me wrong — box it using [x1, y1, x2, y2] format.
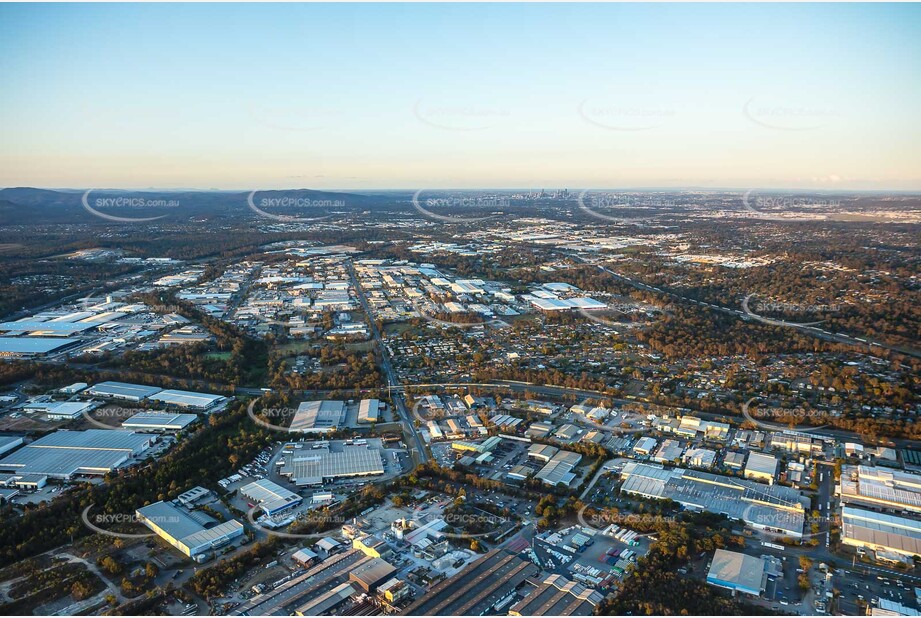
[240, 478, 302, 516]
[147, 389, 228, 412]
[0, 337, 82, 358]
[279, 442, 384, 486]
[86, 381, 163, 402]
[0, 429, 154, 479]
[290, 400, 347, 433]
[121, 411, 198, 432]
[620, 462, 807, 537]
[706, 549, 767, 596]
[840, 506, 921, 559]
[136, 500, 244, 561]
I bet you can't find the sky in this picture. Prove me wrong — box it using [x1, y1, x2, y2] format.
[0, 3, 919, 191]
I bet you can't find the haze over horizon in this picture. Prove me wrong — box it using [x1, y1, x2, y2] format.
[1, 3, 920, 191]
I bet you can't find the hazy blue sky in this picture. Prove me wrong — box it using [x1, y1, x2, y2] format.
[1, 3, 919, 190]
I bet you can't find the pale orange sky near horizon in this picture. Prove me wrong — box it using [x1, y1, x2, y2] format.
[2, 3, 919, 191]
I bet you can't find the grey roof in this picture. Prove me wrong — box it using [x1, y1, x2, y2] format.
[137, 500, 244, 555]
[280, 444, 384, 485]
[0, 337, 80, 354]
[707, 549, 765, 593]
[510, 574, 603, 616]
[745, 452, 778, 476]
[290, 400, 346, 432]
[841, 506, 921, 557]
[87, 381, 163, 399]
[122, 411, 198, 430]
[147, 389, 225, 408]
[621, 462, 806, 536]
[240, 478, 301, 513]
[0, 321, 97, 334]
[0, 430, 153, 478]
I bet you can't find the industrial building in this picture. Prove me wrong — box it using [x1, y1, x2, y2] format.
[239, 478, 302, 516]
[840, 506, 921, 559]
[86, 381, 163, 402]
[620, 462, 807, 537]
[278, 442, 385, 486]
[136, 500, 244, 561]
[147, 389, 228, 411]
[357, 398, 380, 424]
[0, 436, 24, 458]
[508, 574, 604, 616]
[349, 557, 397, 592]
[290, 400, 346, 433]
[744, 452, 778, 485]
[401, 549, 541, 616]
[838, 466, 921, 514]
[0, 429, 154, 479]
[121, 411, 198, 432]
[232, 549, 377, 616]
[0, 337, 81, 358]
[706, 549, 767, 596]
[535, 450, 583, 487]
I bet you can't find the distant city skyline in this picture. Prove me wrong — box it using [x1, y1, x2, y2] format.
[1, 3, 919, 190]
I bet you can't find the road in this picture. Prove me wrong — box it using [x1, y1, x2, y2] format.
[344, 259, 429, 465]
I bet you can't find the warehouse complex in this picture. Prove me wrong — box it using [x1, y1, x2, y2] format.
[278, 442, 385, 486]
[508, 574, 604, 616]
[232, 549, 394, 616]
[620, 462, 807, 537]
[0, 429, 155, 479]
[85, 381, 228, 411]
[401, 549, 540, 616]
[136, 500, 244, 561]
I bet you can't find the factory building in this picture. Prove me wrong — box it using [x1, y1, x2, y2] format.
[620, 462, 807, 537]
[840, 506, 921, 559]
[744, 452, 779, 485]
[706, 549, 767, 596]
[240, 478, 302, 516]
[0, 429, 154, 480]
[402, 549, 540, 616]
[509, 574, 604, 616]
[278, 442, 385, 486]
[357, 399, 381, 424]
[121, 411, 198, 432]
[136, 501, 244, 561]
[147, 389, 228, 412]
[290, 400, 346, 433]
[86, 381, 163, 402]
[838, 466, 921, 514]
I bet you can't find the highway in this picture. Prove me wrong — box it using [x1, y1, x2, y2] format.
[569, 253, 921, 359]
[344, 259, 429, 465]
